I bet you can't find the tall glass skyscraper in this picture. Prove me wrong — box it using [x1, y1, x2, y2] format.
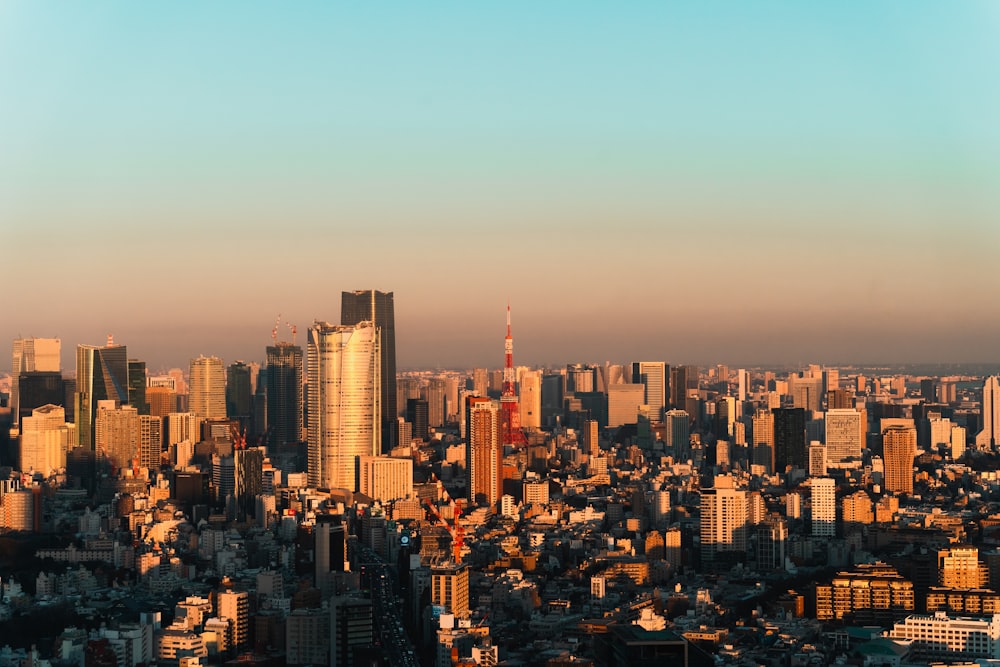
[75, 343, 129, 450]
[266, 343, 303, 447]
[341, 290, 395, 452]
[307, 321, 381, 491]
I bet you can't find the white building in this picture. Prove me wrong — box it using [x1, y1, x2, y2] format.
[825, 408, 864, 467]
[811, 477, 836, 537]
[887, 612, 1000, 661]
[700, 475, 747, 567]
[19, 404, 74, 474]
[977, 376, 1000, 450]
[358, 456, 413, 502]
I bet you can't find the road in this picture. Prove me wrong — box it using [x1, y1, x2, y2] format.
[358, 545, 419, 667]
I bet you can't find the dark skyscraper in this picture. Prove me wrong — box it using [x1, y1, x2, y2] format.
[16, 371, 64, 423]
[406, 398, 429, 442]
[127, 359, 148, 415]
[341, 290, 396, 452]
[75, 343, 129, 450]
[266, 343, 303, 447]
[773, 407, 807, 471]
[226, 361, 253, 425]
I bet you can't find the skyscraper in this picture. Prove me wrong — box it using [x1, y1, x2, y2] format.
[631, 362, 667, 422]
[825, 408, 864, 467]
[11, 337, 60, 428]
[518, 370, 542, 429]
[773, 407, 807, 472]
[307, 321, 381, 491]
[883, 424, 916, 495]
[976, 376, 1000, 451]
[75, 342, 129, 450]
[225, 361, 253, 423]
[189, 356, 226, 419]
[751, 409, 775, 473]
[341, 290, 395, 452]
[700, 475, 747, 569]
[466, 396, 501, 508]
[19, 404, 74, 474]
[127, 359, 148, 415]
[811, 477, 836, 536]
[266, 343, 304, 446]
[94, 402, 139, 471]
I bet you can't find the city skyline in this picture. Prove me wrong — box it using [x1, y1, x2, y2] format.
[3, 3, 1000, 368]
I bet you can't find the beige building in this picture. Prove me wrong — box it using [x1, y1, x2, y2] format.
[358, 456, 413, 503]
[19, 404, 74, 474]
[189, 356, 226, 419]
[883, 425, 917, 495]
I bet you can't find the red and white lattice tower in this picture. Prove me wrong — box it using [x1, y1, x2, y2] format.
[500, 303, 527, 447]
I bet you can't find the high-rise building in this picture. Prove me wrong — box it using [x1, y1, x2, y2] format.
[811, 477, 836, 537]
[472, 368, 489, 398]
[189, 356, 226, 419]
[883, 424, 917, 495]
[15, 372, 64, 425]
[330, 595, 374, 667]
[358, 456, 413, 503]
[757, 515, 787, 571]
[939, 546, 987, 589]
[631, 362, 667, 422]
[700, 475, 747, 569]
[664, 409, 690, 459]
[608, 384, 645, 428]
[146, 386, 176, 419]
[426, 378, 447, 428]
[225, 362, 252, 423]
[669, 366, 689, 410]
[138, 415, 162, 470]
[19, 404, 74, 474]
[127, 359, 148, 415]
[307, 321, 380, 491]
[773, 408, 807, 472]
[341, 290, 395, 452]
[977, 376, 1000, 450]
[216, 590, 249, 648]
[466, 397, 501, 508]
[431, 563, 469, 617]
[583, 419, 600, 459]
[266, 343, 303, 446]
[751, 409, 775, 473]
[11, 337, 60, 428]
[94, 402, 139, 471]
[825, 408, 864, 467]
[406, 398, 429, 441]
[518, 370, 542, 429]
[75, 342, 129, 450]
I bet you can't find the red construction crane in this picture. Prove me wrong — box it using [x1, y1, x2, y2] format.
[286, 322, 298, 346]
[424, 497, 465, 563]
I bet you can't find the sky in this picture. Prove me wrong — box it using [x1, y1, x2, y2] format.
[2, 2, 1000, 371]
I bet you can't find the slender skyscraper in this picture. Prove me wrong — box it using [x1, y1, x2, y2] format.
[307, 321, 381, 491]
[976, 376, 1000, 451]
[631, 361, 667, 422]
[883, 424, 917, 495]
[266, 343, 304, 447]
[341, 290, 395, 452]
[466, 396, 501, 508]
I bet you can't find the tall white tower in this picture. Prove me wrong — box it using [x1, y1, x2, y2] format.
[189, 356, 226, 419]
[307, 321, 381, 491]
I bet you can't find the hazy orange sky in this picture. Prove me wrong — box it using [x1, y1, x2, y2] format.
[3, 3, 1000, 370]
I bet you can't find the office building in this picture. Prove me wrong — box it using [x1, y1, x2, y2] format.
[330, 595, 374, 667]
[307, 321, 380, 491]
[15, 371, 64, 425]
[757, 515, 787, 571]
[466, 397, 501, 508]
[406, 398, 429, 441]
[127, 359, 147, 415]
[266, 343, 303, 446]
[883, 424, 917, 495]
[19, 404, 74, 474]
[887, 612, 1000, 661]
[189, 356, 226, 419]
[518, 370, 541, 429]
[632, 362, 667, 421]
[341, 290, 396, 451]
[147, 386, 177, 419]
[751, 409, 774, 473]
[825, 408, 864, 467]
[665, 409, 690, 459]
[75, 342, 129, 450]
[94, 402, 139, 471]
[811, 477, 836, 537]
[426, 378, 447, 427]
[11, 337, 60, 428]
[700, 475, 747, 569]
[225, 361, 252, 423]
[978, 376, 1000, 450]
[773, 408, 807, 472]
[358, 456, 413, 503]
[608, 384, 645, 428]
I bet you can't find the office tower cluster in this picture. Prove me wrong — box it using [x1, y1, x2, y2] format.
[9, 301, 1000, 667]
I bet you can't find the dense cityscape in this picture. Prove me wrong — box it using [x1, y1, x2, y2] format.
[2, 290, 1000, 667]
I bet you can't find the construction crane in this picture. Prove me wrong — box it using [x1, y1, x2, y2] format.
[424, 497, 465, 563]
[286, 322, 298, 346]
[271, 314, 281, 345]
[231, 423, 248, 450]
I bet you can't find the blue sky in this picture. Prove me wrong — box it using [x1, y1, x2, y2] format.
[3, 2, 999, 370]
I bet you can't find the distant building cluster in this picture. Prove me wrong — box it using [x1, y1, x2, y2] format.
[3, 293, 1000, 666]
